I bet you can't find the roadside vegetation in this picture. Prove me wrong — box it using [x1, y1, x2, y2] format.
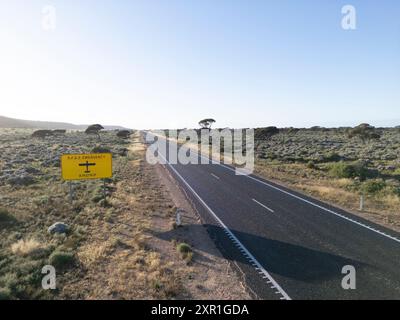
[253, 125, 400, 228]
[0, 128, 132, 299]
[0, 128, 184, 299]
[0, 128, 248, 300]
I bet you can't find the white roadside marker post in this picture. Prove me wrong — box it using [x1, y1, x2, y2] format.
[359, 194, 364, 211]
[176, 209, 182, 227]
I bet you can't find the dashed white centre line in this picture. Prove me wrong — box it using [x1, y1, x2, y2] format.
[211, 173, 220, 180]
[252, 199, 274, 213]
[157, 152, 291, 300]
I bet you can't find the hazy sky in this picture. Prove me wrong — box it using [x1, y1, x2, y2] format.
[0, 0, 399, 129]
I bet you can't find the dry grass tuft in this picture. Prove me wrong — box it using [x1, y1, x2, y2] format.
[11, 239, 44, 256]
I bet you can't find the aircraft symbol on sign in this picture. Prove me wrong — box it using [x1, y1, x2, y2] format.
[79, 161, 96, 173]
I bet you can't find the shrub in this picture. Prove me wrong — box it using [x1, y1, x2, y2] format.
[307, 161, 316, 169]
[0, 273, 18, 294]
[0, 209, 17, 228]
[53, 129, 66, 135]
[361, 179, 386, 194]
[329, 162, 354, 178]
[392, 186, 400, 197]
[329, 162, 369, 180]
[176, 242, 192, 259]
[347, 123, 381, 142]
[91, 145, 112, 154]
[185, 252, 193, 263]
[153, 280, 163, 291]
[255, 127, 279, 140]
[31, 130, 54, 138]
[33, 195, 50, 206]
[91, 193, 104, 203]
[0, 287, 12, 300]
[48, 251, 75, 269]
[323, 152, 342, 162]
[116, 130, 132, 139]
[98, 199, 111, 208]
[352, 162, 371, 180]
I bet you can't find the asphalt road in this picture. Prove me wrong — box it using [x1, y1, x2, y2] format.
[148, 134, 400, 300]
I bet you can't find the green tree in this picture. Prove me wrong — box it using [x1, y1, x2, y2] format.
[116, 130, 132, 139]
[347, 123, 381, 143]
[85, 124, 104, 141]
[198, 118, 216, 130]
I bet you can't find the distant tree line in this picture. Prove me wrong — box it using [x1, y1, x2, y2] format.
[31, 124, 132, 140]
[31, 129, 66, 138]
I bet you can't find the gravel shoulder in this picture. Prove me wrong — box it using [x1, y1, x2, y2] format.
[152, 160, 251, 299]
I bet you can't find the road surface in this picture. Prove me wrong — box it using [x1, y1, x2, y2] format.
[147, 134, 400, 300]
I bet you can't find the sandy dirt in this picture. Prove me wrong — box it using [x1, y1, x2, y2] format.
[151, 162, 251, 299]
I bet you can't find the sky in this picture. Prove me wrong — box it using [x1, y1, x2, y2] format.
[0, 0, 399, 129]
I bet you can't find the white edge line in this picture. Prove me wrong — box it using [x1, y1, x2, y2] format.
[252, 199, 274, 213]
[211, 173, 220, 180]
[151, 134, 400, 244]
[158, 152, 291, 300]
[197, 154, 400, 244]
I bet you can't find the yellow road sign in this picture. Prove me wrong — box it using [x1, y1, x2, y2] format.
[61, 153, 112, 180]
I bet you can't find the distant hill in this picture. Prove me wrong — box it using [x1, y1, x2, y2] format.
[0, 115, 129, 130]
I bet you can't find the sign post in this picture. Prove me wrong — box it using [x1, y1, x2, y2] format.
[102, 179, 107, 199]
[69, 181, 73, 203]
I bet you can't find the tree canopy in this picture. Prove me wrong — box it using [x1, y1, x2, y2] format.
[85, 124, 104, 135]
[198, 118, 216, 129]
[347, 123, 381, 143]
[116, 130, 132, 139]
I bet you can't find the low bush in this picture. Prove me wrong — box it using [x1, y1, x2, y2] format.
[323, 152, 342, 162]
[307, 161, 317, 169]
[254, 127, 279, 140]
[329, 161, 369, 180]
[0, 287, 11, 300]
[176, 242, 192, 259]
[48, 251, 75, 270]
[361, 179, 386, 194]
[91, 145, 111, 153]
[0, 209, 17, 227]
[116, 130, 132, 139]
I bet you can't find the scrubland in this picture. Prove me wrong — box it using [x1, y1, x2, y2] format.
[253, 127, 400, 229]
[0, 129, 249, 300]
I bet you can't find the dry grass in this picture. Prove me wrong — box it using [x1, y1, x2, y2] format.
[78, 241, 113, 266]
[0, 128, 135, 299]
[11, 239, 45, 256]
[254, 161, 400, 229]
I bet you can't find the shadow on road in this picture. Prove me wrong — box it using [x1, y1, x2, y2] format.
[151, 223, 365, 283]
